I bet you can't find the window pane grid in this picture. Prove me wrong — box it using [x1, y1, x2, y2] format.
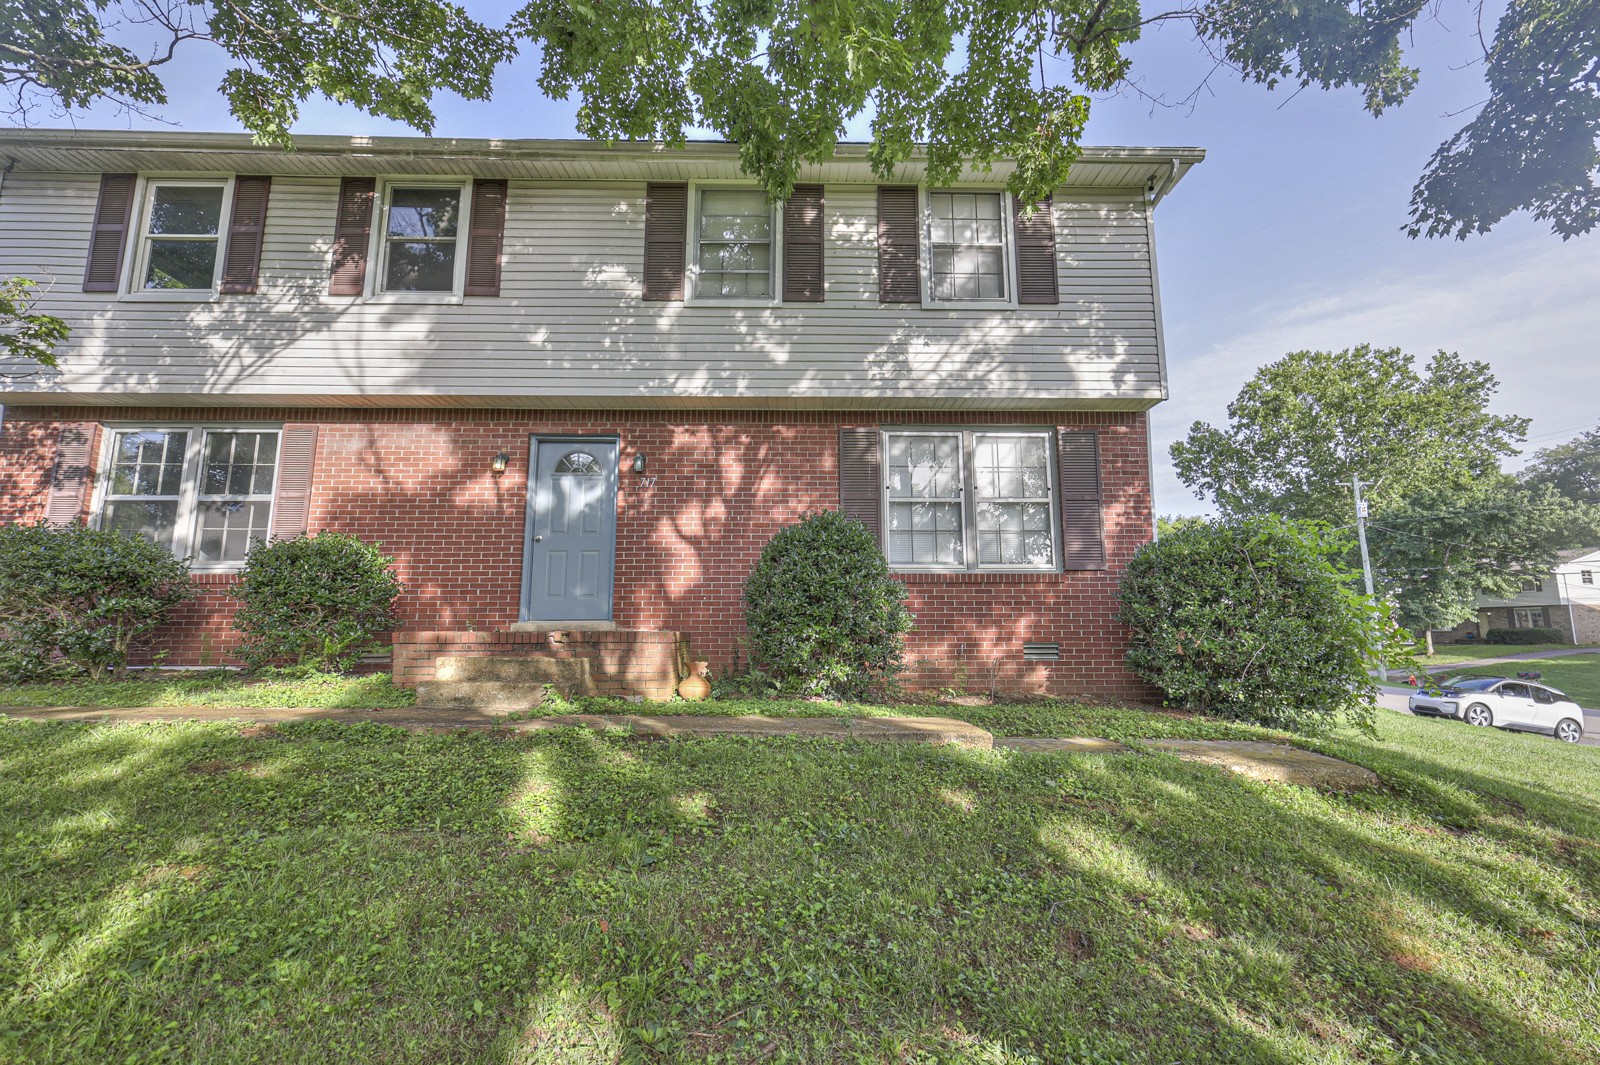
[142, 183, 224, 290]
[697, 189, 772, 298]
[97, 427, 279, 567]
[929, 191, 1006, 301]
[882, 430, 1057, 571]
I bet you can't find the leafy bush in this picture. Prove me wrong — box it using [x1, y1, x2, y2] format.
[743, 511, 913, 699]
[0, 521, 194, 680]
[231, 531, 403, 672]
[1484, 627, 1564, 645]
[1119, 515, 1409, 733]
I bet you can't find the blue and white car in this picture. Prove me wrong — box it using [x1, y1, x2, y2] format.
[1409, 677, 1585, 743]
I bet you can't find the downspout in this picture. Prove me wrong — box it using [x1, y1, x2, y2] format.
[1143, 159, 1181, 540]
[1560, 570, 1578, 644]
[0, 157, 12, 435]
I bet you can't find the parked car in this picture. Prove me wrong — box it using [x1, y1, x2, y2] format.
[1409, 677, 1585, 742]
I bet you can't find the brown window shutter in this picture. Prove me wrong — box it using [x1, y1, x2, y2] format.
[220, 175, 272, 294]
[464, 179, 507, 296]
[1058, 430, 1106, 569]
[838, 427, 883, 539]
[82, 174, 136, 292]
[643, 183, 688, 301]
[329, 177, 376, 296]
[782, 184, 825, 302]
[1014, 193, 1059, 305]
[876, 185, 921, 302]
[269, 425, 319, 540]
[44, 422, 96, 525]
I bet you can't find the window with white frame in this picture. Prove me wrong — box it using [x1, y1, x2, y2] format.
[136, 180, 228, 291]
[381, 184, 464, 293]
[695, 188, 773, 298]
[883, 429, 1057, 571]
[98, 427, 280, 568]
[1584, 570, 1594, 585]
[927, 191, 1007, 301]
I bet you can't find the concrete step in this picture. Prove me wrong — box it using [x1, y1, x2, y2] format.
[433, 656, 595, 686]
[413, 681, 552, 712]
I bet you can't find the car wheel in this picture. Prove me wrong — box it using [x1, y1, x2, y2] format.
[1555, 718, 1584, 744]
[1464, 704, 1494, 727]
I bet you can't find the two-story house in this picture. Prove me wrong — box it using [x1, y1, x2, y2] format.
[0, 129, 1202, 701]
[1461, 547, 1600, 645]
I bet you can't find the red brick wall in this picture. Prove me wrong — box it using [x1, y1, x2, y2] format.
[0, 406, 1158, 701]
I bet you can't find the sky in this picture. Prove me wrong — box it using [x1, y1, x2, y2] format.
[32, 3, 1600, 517]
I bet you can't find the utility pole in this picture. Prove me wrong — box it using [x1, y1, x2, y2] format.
[1348, 477, 1386, 680]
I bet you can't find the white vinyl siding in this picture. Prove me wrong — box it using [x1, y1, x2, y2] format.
[0, 172, 1163, 409]
[94, 426, 280, 570]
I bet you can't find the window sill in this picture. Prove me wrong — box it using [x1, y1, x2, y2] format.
[363, 292, 465, 305]
[118, 290, 219, 304]
[685, 296, 782, 308]
[919, 299, 1020, 312]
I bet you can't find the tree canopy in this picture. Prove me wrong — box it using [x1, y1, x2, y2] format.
[1171, 343, 1600, 636]
[1522, 426, 1600, 505]
[1170, 345, 1529, 526]
[3, 0, 1597, 237]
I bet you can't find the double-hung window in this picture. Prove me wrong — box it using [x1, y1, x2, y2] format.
[694, 188, 774, 299]
[381, 184, 464, 293]
[136, 180, 229, 292]
[927, 191, 1007, 301]
[98, 427, 280, 569]
[884, 429, 1058, 571]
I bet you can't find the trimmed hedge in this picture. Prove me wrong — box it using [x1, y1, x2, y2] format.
[1119, 515, 1407, 733]
[0, 521, 194, 680]
[1484, 627, 1565, 645]
[744, 511, 913, 699]
[231, 531, 403, 672]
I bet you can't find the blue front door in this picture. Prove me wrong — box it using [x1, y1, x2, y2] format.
[521, 437, 618, 622]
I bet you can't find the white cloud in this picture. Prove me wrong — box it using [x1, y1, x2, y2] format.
[1152, 229, 1600, 515]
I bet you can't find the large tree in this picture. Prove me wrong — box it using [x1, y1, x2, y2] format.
[2, 0, 1597, 238]
[1522, 426, 1600, 505]
[1171, 344, 1598, 643]
[1170, 345, 1529, 526]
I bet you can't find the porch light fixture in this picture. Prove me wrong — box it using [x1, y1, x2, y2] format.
[491, 451, 511, 475]
[632, 453, 647, 474]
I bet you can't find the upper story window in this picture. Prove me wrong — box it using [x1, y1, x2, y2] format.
[883, 429, 1058, 571]
[1584, 570, 1594, 585]
[1522, 579, 1544, 593]
[694, 188, 774, 299]
[96, 426, 280, 570]
[137, 180, 228, 291]
[927, 191, 1007, 301]
[381, 184, 464, 293]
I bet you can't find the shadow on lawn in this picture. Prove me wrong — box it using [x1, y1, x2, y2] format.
[0, 719, 1595, 1064]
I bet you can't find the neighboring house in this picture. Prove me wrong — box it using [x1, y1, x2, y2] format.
[0, 129, 1202, 700]
[1436, 548, 1600, 645]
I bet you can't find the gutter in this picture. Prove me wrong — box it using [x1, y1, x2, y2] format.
[1146, 157, 1183, 208]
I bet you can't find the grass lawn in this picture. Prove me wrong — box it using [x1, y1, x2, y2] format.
[1421, 644, 1598, 666]
[3, 706, 1599, 1064]
[1445, 653, 1600, 708]
[0, 670, 416, 710]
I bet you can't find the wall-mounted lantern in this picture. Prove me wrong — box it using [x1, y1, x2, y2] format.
[632, 453, 647, 474]
[491, 451, 511, 475]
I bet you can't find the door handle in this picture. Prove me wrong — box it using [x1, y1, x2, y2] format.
[533, 535, 543, 542]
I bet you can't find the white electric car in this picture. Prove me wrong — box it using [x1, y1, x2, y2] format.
[1408, 677, 1585, 743]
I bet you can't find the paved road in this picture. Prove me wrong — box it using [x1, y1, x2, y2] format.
[1377, 685, 1600, 747]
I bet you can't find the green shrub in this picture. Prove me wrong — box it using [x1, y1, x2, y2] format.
[743, 511, 913, 699]
[231, 531, 403, 672]
[0, 521, 194, 680]
[1483, 627, 1564, 645]
[1119, 515, 1408, 733]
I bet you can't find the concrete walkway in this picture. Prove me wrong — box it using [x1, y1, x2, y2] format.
[1, 704, 1378, 788]
[1399, 646, 1600, 676]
